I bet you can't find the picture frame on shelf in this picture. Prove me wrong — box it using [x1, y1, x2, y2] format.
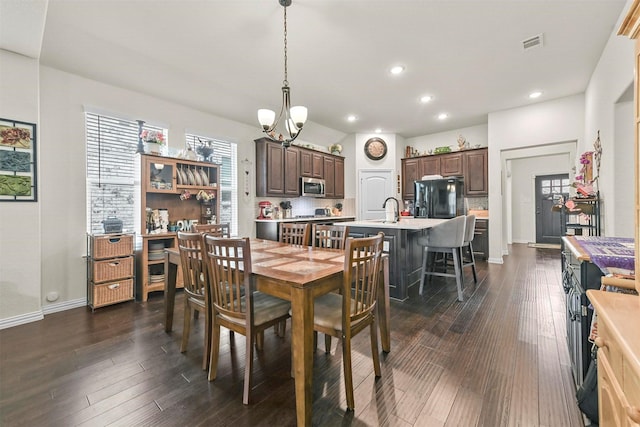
[0, 118, 37, 202]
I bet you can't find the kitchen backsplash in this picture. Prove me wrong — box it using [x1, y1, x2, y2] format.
[465, 196, 488, 210]
[257, 197, 355, 217]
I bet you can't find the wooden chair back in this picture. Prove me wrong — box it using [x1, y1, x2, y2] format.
[177, 231, 207, 303]
[193, 223, 230, 237]
[279, 222, 310, 245]
[343, 232, 384, 324]
[312, 224, 350, 249]
[202, 236, 252, 322]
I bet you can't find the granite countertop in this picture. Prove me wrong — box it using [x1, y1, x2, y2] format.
[255, 216, 355, 223]
[339, 217, 447, 230]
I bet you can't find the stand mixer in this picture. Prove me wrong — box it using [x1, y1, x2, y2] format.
[257, 201, 273, 219]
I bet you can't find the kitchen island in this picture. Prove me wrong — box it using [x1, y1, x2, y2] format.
[339, 218, 446, 300]
[255, 216, 355, 241]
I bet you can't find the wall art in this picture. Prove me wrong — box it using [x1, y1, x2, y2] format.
[0, 118, 37, 201]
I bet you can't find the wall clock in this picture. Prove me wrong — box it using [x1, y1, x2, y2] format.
[364, 137, 387, 160]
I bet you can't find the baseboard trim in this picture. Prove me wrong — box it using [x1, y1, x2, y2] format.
[488, 257, 504, 264]
[0, 298, 87, 330]
[42, 298, 86, 315]
[0, 311, 44, 330]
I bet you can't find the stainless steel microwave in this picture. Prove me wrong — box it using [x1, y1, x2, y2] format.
[300, 177, 325, 198]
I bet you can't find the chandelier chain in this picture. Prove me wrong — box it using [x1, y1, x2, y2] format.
[283, 5, 288, 86]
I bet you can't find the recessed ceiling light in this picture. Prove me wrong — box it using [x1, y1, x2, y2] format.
[375, 128, 382, 133]
[390, 65, 405, 75]
[529, 91, 542, 99]
[437, 113, 448, 120]
[420, 95, 433, 104]
[347, 115, 357, 122]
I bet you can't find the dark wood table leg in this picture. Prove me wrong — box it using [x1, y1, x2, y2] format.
[164, 250, 178, 332]
[290, 286, 314, 426]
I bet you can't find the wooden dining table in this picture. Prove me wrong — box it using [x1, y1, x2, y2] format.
[164, 238, 390, 427]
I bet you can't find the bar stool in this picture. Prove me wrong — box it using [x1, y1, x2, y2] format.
[460, 214, 478, 284]
[417, 216, 467, 302]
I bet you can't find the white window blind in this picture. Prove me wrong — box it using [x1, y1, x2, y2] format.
[85, 113, 164, 234]
[185, 134, 238, 236]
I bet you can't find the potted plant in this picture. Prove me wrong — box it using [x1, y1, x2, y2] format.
[140, 129, 166, 155]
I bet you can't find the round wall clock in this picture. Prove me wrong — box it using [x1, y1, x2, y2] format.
[364, 137, 387, 160]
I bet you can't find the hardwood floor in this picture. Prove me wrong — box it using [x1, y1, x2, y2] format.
[0, 244, 585, 426]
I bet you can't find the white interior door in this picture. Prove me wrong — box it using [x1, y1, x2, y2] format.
[358, 169, 394, 220]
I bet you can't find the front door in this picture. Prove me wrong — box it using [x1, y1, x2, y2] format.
[358, 169, 394, 220]
[535, 174, 569, 244]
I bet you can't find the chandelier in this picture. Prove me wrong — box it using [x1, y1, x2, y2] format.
[257, 0, 307, 148]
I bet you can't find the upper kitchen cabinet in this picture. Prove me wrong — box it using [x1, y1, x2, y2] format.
[256, 139, 344, 198]
[401, 147, 488, 199]
[255, 138, 299, 197]
[440, 152, 463, 176]
[402, 158, 420, 200]
[463, 148, 488, 195]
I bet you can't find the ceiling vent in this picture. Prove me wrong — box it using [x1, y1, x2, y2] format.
[522, 33, 544, 51]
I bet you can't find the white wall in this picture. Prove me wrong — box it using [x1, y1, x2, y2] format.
[509, 153, 571, 243]
[613, 99, 635, 236]
[405, 124, 488, 154]
[584, 18, 635, 236]
[0, 50, 43, 325]
[488, 94, 585, 261]
[1, 58, 348, 327]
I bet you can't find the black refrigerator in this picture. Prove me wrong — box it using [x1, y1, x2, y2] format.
[414, 177, 465, 218]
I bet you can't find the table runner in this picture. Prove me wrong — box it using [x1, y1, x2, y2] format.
[575, 236, 635, 274]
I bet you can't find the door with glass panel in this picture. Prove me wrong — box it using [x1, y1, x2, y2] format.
[535, 174, 569, 244]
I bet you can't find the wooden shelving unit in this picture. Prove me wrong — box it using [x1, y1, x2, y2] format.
[136, 153, 220, 301]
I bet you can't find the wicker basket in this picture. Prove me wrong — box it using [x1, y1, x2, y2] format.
[92, 256, 134, 283]
[92, 234, 133, 259]
[91, 279, 134, 308]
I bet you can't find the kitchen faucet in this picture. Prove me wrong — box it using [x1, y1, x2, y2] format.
[383, 197, 400, 223]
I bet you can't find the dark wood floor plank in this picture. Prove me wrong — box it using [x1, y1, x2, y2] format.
[0, 244, 585, 427]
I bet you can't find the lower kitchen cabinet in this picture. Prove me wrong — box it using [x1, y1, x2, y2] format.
[562, 236, 604, 388]
[587, 290, 640, 427]
[255, 217, 355, 242]
[87, 233, 135, 309]
[473, 219, 489, 260]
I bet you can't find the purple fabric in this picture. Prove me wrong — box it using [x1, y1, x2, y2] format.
[575, 236, 635, 273]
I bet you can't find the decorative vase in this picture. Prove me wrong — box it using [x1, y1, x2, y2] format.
[146, 142, 164, 155]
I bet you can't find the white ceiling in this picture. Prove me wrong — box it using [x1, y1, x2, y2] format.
[1, 0, 628, 138]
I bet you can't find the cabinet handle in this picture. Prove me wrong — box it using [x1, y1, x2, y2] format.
[108, 283, 120, 290]
[594, 337, 606, 349]
[108, 262, 120, 267]
[108, 238, 121, 244]
[627, 406, 640, 423]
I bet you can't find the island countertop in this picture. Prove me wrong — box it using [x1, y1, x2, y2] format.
[339, 217, 447, 230]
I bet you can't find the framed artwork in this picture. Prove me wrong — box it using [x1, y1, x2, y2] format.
[0, 118, 37, 201]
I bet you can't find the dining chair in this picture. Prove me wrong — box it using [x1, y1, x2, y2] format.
[312, 232, 384, 410]
[460, 214, 478, 283]
[311, 224, 350, 250]
[279, 222, 310, 246]
[202, 235, 291, 405]
[417, 215, 467, 301]
[177, 231, 211, 371]
[193, 222, 230, 237]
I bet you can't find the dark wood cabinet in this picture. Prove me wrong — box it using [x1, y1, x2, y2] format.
[300, 150, 313, 177]
[256, 139, 345, 199]
[473, 218, 489, 260]
[312, 152, 324, 178]
[284, 146, 300, 196]
[440, 152, 463, 176]
[256, 138, 299, 197]
[463, 148, 488, 195]
[401, 147, 488, 199]
[323, 155, 335, 197]
[420, 157, 440, 177]
[402, 158, 420, 200]
[334, 157, 344, 198]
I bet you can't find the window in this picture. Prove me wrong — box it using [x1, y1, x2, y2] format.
[85, 113, 139, 234]
[86, 113, 237, 236]
[185, 134, 238, 236]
